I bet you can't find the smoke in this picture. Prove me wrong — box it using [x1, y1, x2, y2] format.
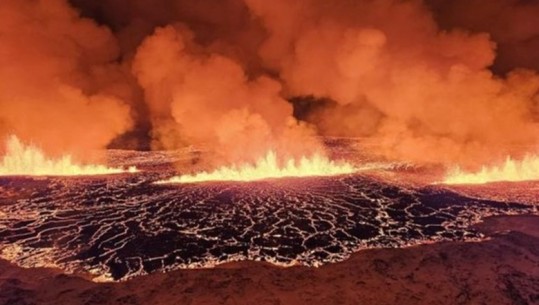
[428, 0, 539, 74]
[0, 0, 133, 158]
[245, 0, 539, 167]
[132, 25, 320, 163]
[70, 0, 266, 73]
[3, 0, 539, 168]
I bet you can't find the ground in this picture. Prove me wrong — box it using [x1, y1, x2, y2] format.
[1, 215, 538, 305]
[0, 140, 538, 304]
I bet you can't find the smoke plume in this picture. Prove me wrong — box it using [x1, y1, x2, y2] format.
[132, 25, 320, 163]
[245, 0, 539, 167]
[0, 0, 133, 158]
[3, 0, 539, 168]
[428, 0, 539, 74]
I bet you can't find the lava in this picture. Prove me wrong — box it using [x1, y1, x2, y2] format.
[0, 135, 137, 177]
[158, 150, 356, 184]
[443, 155, 539, 184]
[0, 148, 535, 281]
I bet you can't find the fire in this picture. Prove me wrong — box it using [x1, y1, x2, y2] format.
[443, 155, 539, 184]
[0, 135, 137, 176]
[158, 150, 356, 184]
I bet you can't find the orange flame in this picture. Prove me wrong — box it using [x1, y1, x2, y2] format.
[158, 150, 356, 184]
[0, 135, 137, 177]
[443, 155, 539, 184]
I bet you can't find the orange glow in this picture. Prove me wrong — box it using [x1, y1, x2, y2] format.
[0, 135, 137, 177]
[443, 155, 539, 184]
[158, 151, 356, 184]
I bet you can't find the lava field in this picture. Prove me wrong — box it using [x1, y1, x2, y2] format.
[0, 148, 536, 282]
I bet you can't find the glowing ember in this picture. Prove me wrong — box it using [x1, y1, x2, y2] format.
[159, 151, 356, 184]
[443, 155, 539, 184]
[0, 135, 137, 176]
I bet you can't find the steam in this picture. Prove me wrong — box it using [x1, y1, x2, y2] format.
[245, 0, 539, 167]
[428, 0, 539, 74]
[132, 25, 320, 163]
[0, 0, 132, 158]
[3, 0, 539, 169]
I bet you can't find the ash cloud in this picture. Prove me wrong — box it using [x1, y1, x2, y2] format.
[132, 25, 320, 163]
[245, 0, 539, 166]
[428, 0, 539, 74]
[0, 0, 134, 158]
[3, 0, 539, 168]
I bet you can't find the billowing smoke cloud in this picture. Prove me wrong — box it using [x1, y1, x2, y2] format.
[70, 0, 266, 73]
[4, 0, 539, 168]
[132, 25, 320, 163]
[428, 0, 539, 74]
[0, 0, 133, 158]
[245, 0, 539, 167]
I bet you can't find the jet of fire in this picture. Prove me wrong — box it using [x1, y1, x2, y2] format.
[0, 135, 137, 176]
[443, 155, 539, 184]
[158, 150, 356, 184]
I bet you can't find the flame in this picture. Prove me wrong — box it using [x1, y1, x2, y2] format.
[158, 150, 356, 184]
[0, 135, 137, 176]
[443, 155, 539, 184]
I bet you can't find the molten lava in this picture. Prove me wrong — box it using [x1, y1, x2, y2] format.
[159, 151, 356, 184]
[0, 136, 137, 176]
[443, 155, 539, 184]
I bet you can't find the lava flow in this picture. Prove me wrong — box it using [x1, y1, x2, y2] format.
[0, 135, 137, 176]
[158, 150, 356, 184]
[443, 155, 539, 184]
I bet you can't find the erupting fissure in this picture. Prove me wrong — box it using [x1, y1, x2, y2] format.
[158, 151, 356, 184]
[443, 155, 539, 184]
[0, 136, 137, 176]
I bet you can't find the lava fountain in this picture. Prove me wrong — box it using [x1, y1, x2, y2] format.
[158, 150, 356, 184]
[0, 135, 137, 176]
[443, 155, 539, 184]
